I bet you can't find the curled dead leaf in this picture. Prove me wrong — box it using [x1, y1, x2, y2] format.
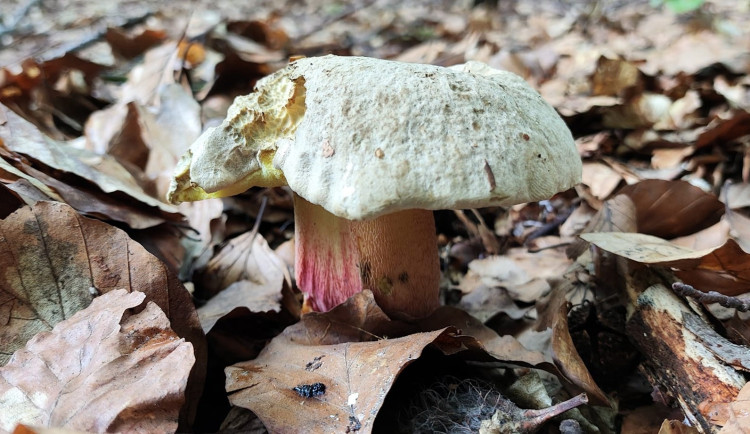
[618, 179, 724, 239]
[0, 289, 194, 433]
[581, 232, 750, 296]
[0, 201, 206, 427]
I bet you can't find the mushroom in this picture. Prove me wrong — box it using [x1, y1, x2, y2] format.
[168, 55, 581, 319]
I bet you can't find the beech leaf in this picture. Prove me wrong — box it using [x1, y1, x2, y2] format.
[0, 201, 205, 369]
[0, 289, 194, 433]
[581, 232, 750, 295]
[618, 179, 724, 239]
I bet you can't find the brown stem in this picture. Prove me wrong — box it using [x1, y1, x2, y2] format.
[294, 194, 440, 318]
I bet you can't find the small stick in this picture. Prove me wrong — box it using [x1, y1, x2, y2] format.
[671, 282, 750, 312]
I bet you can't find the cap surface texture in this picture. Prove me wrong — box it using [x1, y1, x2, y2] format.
[169, 55, 581, 219]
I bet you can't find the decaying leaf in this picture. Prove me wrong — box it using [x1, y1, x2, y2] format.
[566, 194, 637, 259]
[0, 289, 194, 433]
[581, 232, 750, 296]
[197, 235, 288, 333]
[0, 104, 180, 229]
[581, 162, 623, 201]
[0, 201, 204, 366]
[226, 289, 611, 433]
[225, 295, 456, 433]
[534, 283, 610, 406]
[618, 179, 724, 239]
[84, 82, 202, 200]
[460, 248, 572, 305]
[710, 382, 750, 433]
[195, 230, 289, 298]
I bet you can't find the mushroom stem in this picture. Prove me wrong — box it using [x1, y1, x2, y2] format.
[294, 194, 440, 318]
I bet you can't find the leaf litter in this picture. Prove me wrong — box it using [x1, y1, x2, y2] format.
[0, 289, 193, 433]
[1, 0, 750, 432]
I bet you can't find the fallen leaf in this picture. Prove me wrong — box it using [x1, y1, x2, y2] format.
[536, 283, 610, 406]
[0, 201, 205, 368]
[179, 198, 226, 274]
[0, 289, 194, 433]
[722, 183, 750, 209]
[639, 30, 750, 76]
[590, 56, 642, 97]
[225, 295, 455, 434]
[0, 105, 180, 228]
[84, 83, 202, 199]
[198, 236, 288, 332]
[581, 162, 623, 200]
[457, 281, 529, 322]
[651, 146, 695, 170]
[695, 111, 750, 151]
[696, 381, 750, 433]
[671, 219, 731, 251]
[226, 287, 609, 433]
[105, 28, 166, 60]
[581, 232, 750, 296]
[566, 194, 637, 259]
[195, 230, 288, 298]
[0, 150, 62, 203]
[725, 210, 750, 253]
[462, 248, 572, 304]
[618, 179, 725, 239]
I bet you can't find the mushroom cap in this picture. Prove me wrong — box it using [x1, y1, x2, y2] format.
[168, 55, 582, 220]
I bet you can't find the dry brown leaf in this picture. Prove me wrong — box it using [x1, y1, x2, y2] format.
[698, 381, 750, 433]
[0, 289, 193, 433]
[651, 146, 695, 170]
[723, 183, 750, 209]
[225, 292, 454, 434]
[618, 179, 724, 239]
[672, 219, 731, 251]
[559, 201, 596, 238]
[179, 198, 226, 274]
[725, 210, 750, 253]
[11, 424, 88, 434]
[715, 76, 750, 111]
[695, 111, 750, 151]
[534, 283, 610, 407]
[196, 230, 288, 298]
[456, 278, 529, 322]
[602, 93, 673, 129]
[581, 162, 623, 200]
[198, 235, 288, 333]
[0, 152, 62, 204]
[460, 249, 572, 304]
[84, 83, 202, 200]
[0, 105, 180, 228]
[566, 194, 637, 259]
[639, 30, 750, 76]
[0, 201, 205, 366]
[590, 56, 642, 97]
[105, 27, 166, 60]
[581, 232, 750, 296]
[226, 289, 605, 433]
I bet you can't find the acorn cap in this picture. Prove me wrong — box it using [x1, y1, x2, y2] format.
[168, 55, 581, 220]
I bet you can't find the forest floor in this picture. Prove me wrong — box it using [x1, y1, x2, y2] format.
[1, 0, 750, 433]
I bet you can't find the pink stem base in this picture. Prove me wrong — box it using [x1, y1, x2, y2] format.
[294, 194, 440, 319]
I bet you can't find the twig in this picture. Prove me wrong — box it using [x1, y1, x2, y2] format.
[672, 282, 750, 312]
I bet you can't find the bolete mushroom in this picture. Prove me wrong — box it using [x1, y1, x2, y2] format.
[168, 55, 581, 319]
